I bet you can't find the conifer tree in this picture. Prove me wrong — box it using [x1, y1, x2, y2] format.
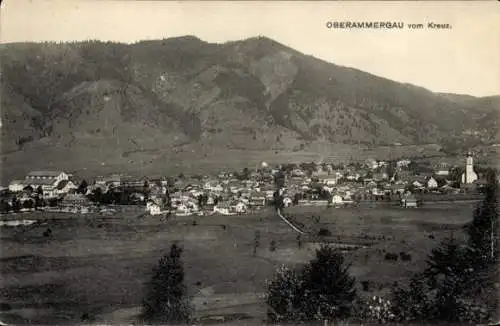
[142, 243, 192, 324]
[423, 235, 476, 321]
[266, 246, 357, 322]
[467, 169, 498, 266]
[301, 246, 357, 320]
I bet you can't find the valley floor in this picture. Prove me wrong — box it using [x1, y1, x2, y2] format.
[0, 203, 476, 325]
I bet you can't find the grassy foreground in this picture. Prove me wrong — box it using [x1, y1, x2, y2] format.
[0, 202, 476, 324]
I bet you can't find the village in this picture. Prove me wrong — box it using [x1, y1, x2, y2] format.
[0, 152, 491, 219]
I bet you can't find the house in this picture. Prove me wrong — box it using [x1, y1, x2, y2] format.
[95, 174, 122, 188]
[25, 179, 60, 198]
[146, 201, 164, 215]
[372, 172, 389, 182]
[176, 203, 191, 215]
[8, 180, 25, 192]
[150, 203, 162, 215]
[401, 194, 418, 208]
[331, 194, 343, 205]
[410, 176, 427, 190]
[435, 162, 450, 176]
[321, 177, 339, 186]
[265, 190, 275, 200]
[249, 196, 266, 208]
[384, 184, 405, 195]
[427, 177, 438, 190]
[214, 202, 234, 215]
[60, 193, 92, 208]
[55, 180, 78, 195]
[234, 202, 247, 214]
[23, 171, 71, 198]
[291, 169, 305, 177]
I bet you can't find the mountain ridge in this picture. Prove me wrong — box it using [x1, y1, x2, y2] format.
[1, 36, 499, 179]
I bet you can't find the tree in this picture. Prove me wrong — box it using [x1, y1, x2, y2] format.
[11, 197, 21, 212]
[391, 274, 432, 322]
[241, 167, 250, 180]
[0, 200, 11, 213]
[274, 170, 286, 190]
[89, 187, 103, 203]
[467, 170, 498, 267]
[392, 235, 491, 323]
[34, 196, 45, 210]
[23, 185, 34, 195]
[266, 245, 357, 322]
[143, 180, 150, 201]
[48, 197, 59, 207]
[36, 186, 44, 196]
[197, 193, 208, 209]
[22, 200, 34, 210]
[386, 162, 396, 180]
[253, 230, 260, 256]
[78, 180, 88, 194]
[266, 265, 305, 322]
[142, 243, 192, 324]
[293, 193, 301, 206]
[273, 190, 284, 211]
[301, 246, 357, 320]
[165, 188, 172, 209]
[423, 235, 477, 321]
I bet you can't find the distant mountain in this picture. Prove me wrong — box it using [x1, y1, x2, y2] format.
[1, 36, 499, 177]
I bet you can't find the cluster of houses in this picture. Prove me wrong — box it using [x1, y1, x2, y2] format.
[1, 152, 492, 216]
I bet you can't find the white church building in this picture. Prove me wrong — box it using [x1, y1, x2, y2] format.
[461, 151, 478, 185]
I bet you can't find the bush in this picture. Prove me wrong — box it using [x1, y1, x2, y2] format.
[400, 252, 412, 261]
[269, 240, 277, 252]
[360, 295, 396, 324]
[361, 280, 370, 292]
[384, 253, 398, 261]
[391, 276, 433, 322]
[317, 228, 331, 237]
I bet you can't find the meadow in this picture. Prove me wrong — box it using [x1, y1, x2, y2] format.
[0, 202, 478, 325]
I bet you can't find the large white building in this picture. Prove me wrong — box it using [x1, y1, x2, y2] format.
[461, 152, 478, 185]
[9, 171, 72, 197]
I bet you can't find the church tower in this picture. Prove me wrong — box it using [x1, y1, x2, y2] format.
[461, 151, 478, 184]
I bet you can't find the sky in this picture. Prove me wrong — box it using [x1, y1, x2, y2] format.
[1, 0, 499, 97]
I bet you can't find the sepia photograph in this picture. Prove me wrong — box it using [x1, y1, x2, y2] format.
[0, 0, 499, 325]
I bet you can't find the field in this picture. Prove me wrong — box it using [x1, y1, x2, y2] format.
[0, 202, 478, 325]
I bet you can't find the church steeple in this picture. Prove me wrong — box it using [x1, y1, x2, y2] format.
[462, 151, 478, 185]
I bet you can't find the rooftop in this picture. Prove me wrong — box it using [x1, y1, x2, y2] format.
[25, 178, 59, 186]
[26, 171, 64, 178]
